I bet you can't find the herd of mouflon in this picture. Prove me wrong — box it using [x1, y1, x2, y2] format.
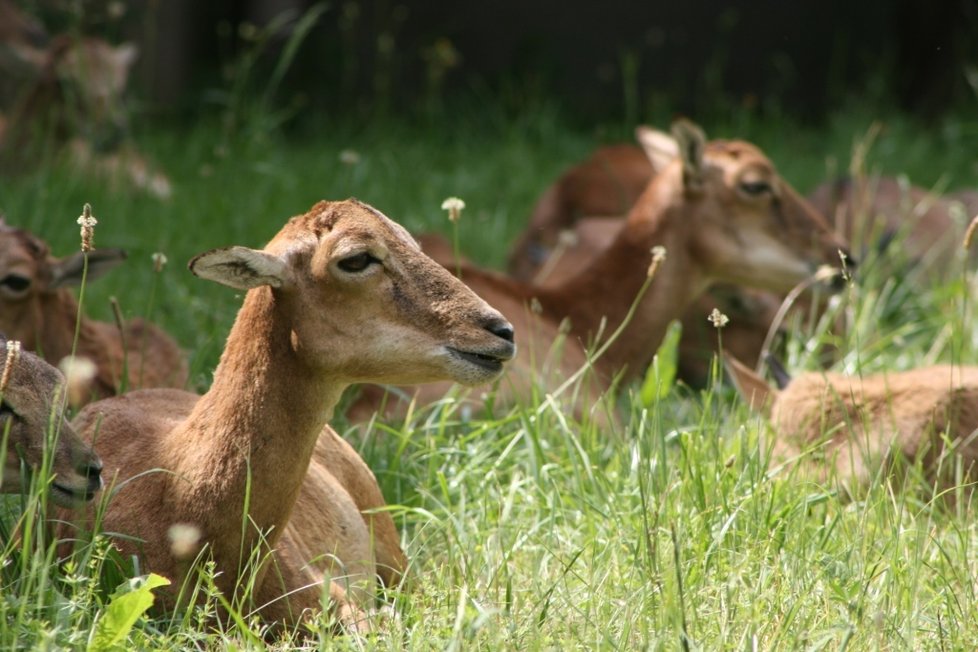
[3, 118, 978, 635]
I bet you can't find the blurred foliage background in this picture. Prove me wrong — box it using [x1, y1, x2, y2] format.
[18, 0, 978, 125]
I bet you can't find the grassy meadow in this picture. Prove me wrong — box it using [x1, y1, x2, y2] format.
[2, 99, 978, 649]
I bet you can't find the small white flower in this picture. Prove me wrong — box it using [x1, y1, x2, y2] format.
[647, 245, 667, 278]
[151, 252, 168, 273]
[441, 197, 466, 222]
[708, 308, 729, 329]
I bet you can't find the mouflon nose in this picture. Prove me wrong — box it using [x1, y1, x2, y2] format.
[79, 456, 103, 493]
[486, 319, 515, 343]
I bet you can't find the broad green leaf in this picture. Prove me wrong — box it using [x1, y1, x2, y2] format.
[640, 320, 682, 405]
[88, 573, 171, 652]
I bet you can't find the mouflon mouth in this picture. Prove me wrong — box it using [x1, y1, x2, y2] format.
[448, 345, 515, 373]
[50, 481, 99, 507]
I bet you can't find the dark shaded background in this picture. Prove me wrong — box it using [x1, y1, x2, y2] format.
[28, 0, 978, 123]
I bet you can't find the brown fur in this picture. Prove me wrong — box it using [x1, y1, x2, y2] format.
[0, 219, 188, 404]
[508, 143, 653, 281]
[725, 355, 978, 493]
[523, 217, 786, 388]
[57, 199, 515, 630]
[0, 334, 101, 505]
[348, 121, 844, 423]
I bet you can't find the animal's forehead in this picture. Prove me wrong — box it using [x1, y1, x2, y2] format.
[706, 141, 774, 171]
[3, 348, 61, 398]
[0, 227, 48, 262]
[274, 199, 419, 251]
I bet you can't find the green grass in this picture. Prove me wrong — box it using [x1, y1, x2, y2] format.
[2, 101, 978, 649]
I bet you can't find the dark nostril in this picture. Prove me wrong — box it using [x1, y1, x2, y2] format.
[82, 458, 103, 488]
[488, 321, 515, 343]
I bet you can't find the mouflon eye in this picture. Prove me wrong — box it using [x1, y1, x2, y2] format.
[337, 252, 379, 273]
[0, 274, 31, 293]
[739, 180, 773, 196]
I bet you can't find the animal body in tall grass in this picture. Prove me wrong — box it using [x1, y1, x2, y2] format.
[725, 354, 978, 493]
[58, 199, 516, 630]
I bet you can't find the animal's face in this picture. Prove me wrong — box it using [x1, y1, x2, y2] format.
[191, 199, 516, 386]
[0, 224, 50, 347]
[628, 123, 849, 293]
[0, 341, 102, 506]
[0, 220, 126, 348]
[640, 123, 848, 293]
[55, 38, 137, 148]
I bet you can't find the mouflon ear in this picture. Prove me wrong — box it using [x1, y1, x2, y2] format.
[764, 354, 793, 390]
[49, 249, 128, 289]
[670, 119, 707, 193]
[723, 352, 778, 416]
[189, 246, 293, 290]
[635, 125, 679, 173]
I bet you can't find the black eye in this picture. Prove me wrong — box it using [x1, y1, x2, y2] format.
[0, 274, 31, 293]
[0, 401, 14, 418]
[337, 252, 379, 273]
[740, 180, 773, 196]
